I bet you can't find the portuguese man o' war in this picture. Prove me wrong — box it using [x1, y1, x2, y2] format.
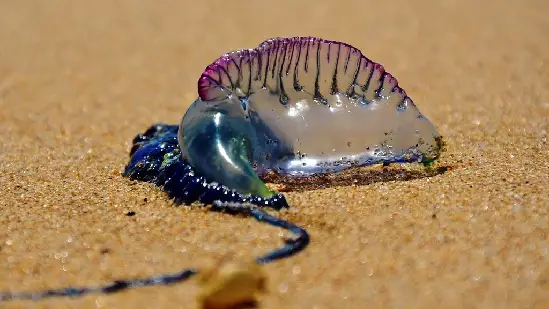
[130, 36, 442, 206]
[186, 36, 442, 198]
[0, 37, 442, 302]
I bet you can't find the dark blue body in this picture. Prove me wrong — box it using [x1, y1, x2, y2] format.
[123, 124, 288, 210]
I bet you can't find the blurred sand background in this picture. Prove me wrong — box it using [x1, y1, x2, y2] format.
[1, 0, 548, 308]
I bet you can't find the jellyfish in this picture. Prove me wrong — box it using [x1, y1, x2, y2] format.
[125, 36, 443, 207]
[0, 37, 443, 302]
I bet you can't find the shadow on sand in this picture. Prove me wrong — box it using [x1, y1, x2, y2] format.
[262, 164, 450, 193]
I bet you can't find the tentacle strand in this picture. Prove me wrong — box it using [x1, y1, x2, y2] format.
[0, 203, 309, 302]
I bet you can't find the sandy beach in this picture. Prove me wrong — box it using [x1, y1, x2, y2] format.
[1, 0, 548, 308]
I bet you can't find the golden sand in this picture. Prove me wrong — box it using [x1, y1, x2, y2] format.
[0, 0, 548, 308]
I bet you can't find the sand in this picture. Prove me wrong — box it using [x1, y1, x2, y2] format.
[0, 0, 548, 308]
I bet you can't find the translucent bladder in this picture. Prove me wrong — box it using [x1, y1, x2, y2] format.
[179, 37, 443, 197]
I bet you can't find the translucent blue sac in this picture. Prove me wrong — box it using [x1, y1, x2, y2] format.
[179, 37, 443, 197]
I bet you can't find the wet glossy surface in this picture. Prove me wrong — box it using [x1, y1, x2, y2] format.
[181, 37, 442, 196]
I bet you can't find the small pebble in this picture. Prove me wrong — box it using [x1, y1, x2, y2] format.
[197, 259, 266, 309]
